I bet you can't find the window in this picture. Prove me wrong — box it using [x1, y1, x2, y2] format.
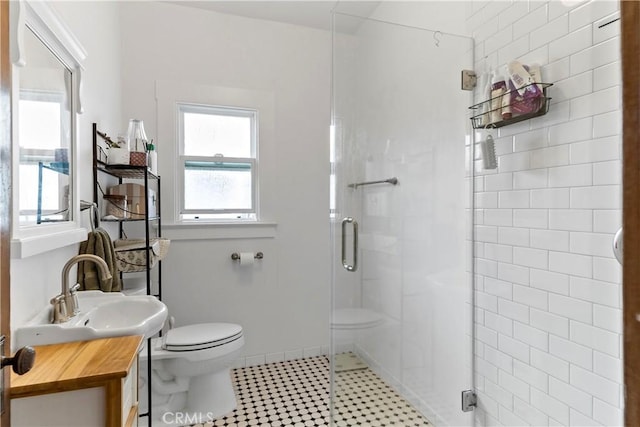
[178, 103, 257, 221]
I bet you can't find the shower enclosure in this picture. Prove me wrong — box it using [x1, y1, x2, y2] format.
[330, 12, 475, 426]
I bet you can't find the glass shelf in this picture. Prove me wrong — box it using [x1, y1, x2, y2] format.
[41, 161, 69, 175]
[37, 161, 70, 224]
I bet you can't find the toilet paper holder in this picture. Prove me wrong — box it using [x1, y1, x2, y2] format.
[231, 252, 264, 261]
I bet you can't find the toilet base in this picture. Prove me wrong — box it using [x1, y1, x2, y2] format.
[154, 369, 237, 426]
[186, 369, 238, 418]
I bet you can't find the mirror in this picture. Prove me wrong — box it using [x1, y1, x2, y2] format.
[10, 0, 87, 258]
[18, 27, 72, 225]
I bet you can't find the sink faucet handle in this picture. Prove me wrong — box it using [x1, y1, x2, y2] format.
[50, 294, 69, 324]
[50, 294, 65, 305]
[67, 283, 81, 315]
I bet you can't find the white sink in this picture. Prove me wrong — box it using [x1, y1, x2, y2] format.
[14, 291, 168, 348]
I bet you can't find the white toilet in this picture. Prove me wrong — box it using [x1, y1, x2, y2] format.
[331, 308, 384, 354]
[140, 322, 245, 426]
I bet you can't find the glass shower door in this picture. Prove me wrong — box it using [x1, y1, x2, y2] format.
[330, 12, 474, 426]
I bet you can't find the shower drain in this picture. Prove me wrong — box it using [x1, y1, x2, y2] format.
[333, 352, 368, 372]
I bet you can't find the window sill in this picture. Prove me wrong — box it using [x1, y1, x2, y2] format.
[161, 221, 277, 240]
[11, 226, 88, 258]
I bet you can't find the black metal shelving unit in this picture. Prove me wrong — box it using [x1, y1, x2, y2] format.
[92, 122, 162, 424]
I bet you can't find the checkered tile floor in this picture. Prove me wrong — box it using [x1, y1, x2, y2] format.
[192, 355, 430, 426]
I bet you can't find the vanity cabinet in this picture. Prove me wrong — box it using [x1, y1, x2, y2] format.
[10, 335, 143, 427]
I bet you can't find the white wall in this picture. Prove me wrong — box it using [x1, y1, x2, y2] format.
[468, 1, 623, 426]
[368, 0, 470, 35]
[10, 1, 122, 340]
[118, 2, 331, 360]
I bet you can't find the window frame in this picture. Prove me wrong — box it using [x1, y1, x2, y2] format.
[177, 102, 258, 221]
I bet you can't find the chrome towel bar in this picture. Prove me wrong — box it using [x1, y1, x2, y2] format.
[348, 177, 398, 189]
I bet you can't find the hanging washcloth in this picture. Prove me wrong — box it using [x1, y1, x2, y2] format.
[77, 228, 122, 292]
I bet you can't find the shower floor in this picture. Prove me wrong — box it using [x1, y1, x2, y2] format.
[191, 355, 431, 427]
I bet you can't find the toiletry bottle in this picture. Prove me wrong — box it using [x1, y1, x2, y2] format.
[479, 71, 492, 126]
[526, 63, 543, 92]
[501, 66, 512, 120]
[147, 141, 158, 175]
[490, 73, 506, 124]
[507, 60, 538, 96]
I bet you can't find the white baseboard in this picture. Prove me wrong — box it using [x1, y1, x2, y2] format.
[234, 345, 330, 368]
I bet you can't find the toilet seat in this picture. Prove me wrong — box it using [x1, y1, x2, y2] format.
[163, 323, 243, 352]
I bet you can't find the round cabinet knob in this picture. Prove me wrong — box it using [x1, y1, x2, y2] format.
[1, 346, 36, 375]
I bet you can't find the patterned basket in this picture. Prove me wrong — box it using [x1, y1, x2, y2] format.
[114, 238, 170, 273]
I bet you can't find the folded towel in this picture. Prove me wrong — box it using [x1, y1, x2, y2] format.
[77, 228, 121, 292]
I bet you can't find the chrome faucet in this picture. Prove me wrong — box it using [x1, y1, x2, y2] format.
[51, 254, 112, 323]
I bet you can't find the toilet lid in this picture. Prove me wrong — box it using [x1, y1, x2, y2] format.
[163, 323, 243, 352]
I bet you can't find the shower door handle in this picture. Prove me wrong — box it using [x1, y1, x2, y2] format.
[341, 217, 358, 272]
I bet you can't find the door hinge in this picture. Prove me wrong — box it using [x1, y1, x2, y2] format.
[461, 389, 477, 412]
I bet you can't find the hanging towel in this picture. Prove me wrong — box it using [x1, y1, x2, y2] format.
[77, 228, 122, 292]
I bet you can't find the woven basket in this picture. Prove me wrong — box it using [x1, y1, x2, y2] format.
[114, 238, 170, 273]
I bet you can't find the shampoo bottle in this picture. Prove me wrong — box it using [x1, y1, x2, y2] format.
[501, 66, 512, 120]
[480, 71, 492, 126]
[490, 73, 506, 123]
[526, 63, 543, 92]
[507, 60, 538, 96]
[147, 141, 158, 175]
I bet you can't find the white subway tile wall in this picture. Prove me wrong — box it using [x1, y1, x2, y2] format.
[468, 0, 622, 425]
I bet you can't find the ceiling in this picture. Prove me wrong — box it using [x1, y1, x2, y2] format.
[168, 1, 382, 33]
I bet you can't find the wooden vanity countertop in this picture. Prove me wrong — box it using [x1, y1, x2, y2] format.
[10, 335, 143, 399]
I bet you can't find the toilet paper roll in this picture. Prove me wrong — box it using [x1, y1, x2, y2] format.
[239, 252, 255, 266]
